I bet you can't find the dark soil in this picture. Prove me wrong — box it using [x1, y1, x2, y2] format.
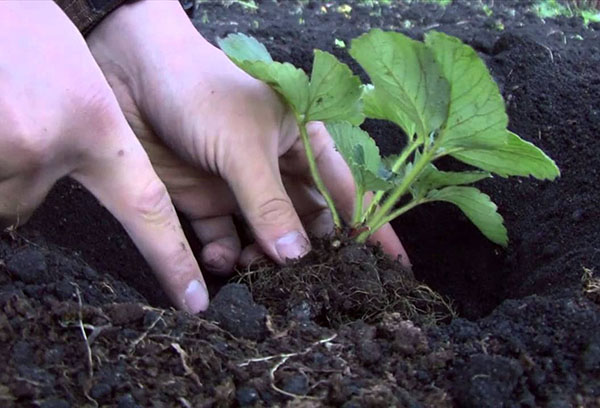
[2, 0, 600, 406]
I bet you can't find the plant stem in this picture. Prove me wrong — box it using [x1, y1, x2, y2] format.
[370, 198, 424, 234]
[352, 184, 364, 226]
[356, 149, 433, 242]
[360, 141, 421, 223]
[298, 121, 341, 228]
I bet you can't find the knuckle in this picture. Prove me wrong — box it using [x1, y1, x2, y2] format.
[71, 84, 122, 135]
[1, 113, 52, 169]
[254, 196, 295, 226]
[133, 179, 175, 224]
[162, 243, 196, 281]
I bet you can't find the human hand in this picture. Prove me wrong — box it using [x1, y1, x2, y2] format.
[87, 1, 410, 274]
[0, 2, 209, 312]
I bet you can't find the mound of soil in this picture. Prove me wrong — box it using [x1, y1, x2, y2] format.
[2, 0, 600, 406]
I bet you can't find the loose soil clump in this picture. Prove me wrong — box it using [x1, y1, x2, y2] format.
[2, 0, 600, 406]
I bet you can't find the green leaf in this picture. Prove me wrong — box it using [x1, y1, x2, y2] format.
[451, 131, 561, 179]
[307, 51, 364, 125]
[217, 33, 273, 63]
[412, 163, 491, 197]
[362, 85, 416, 138]
[350, 29, 450, 139]
[425, 31, 507, 150]
[425, 32, 559, 180]
[326, 121, 392, 191]
[427, 186, 508, 246]
[219, 34, 310, 115]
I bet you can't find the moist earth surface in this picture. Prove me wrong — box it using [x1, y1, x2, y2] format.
[1, 1, 599, 406]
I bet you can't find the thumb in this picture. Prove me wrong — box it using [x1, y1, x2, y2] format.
[225, 145, 310, 263]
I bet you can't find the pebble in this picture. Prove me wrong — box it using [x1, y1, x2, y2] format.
[39, 398, 70, 408]
[90, 382, 112, 401]
[281, 374, 309, 396]
[236, 386, 259, 406]
[117, 394, 140, 408]
[6, 248, 47, 283]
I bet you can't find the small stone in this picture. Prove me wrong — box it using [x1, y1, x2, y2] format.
[117, 394, 139, 408]
[281, 374, 309, 396]
[6, 248, 47, 283]
[12, 340, 34, 366]
[236, 386, 259, 406]
[39, 398, 70, 408]
[90, 382, 112, 401]
[571, 209, 584, 221]
[55, 281, 75, 301]
[288, 300, 313, 322]
[82, 266, 99, 280]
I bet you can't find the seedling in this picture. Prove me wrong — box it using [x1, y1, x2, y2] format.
[218, 30, 559, 247]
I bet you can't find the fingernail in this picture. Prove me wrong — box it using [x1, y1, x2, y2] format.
[275, 231, 310, 261]
[184, 280, 209, 313]
[204, 253, 227, 273]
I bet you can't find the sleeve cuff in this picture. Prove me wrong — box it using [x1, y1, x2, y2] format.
[54, 0, 128, 36]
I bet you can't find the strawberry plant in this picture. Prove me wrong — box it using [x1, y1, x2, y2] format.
[218, 30, 559, 247]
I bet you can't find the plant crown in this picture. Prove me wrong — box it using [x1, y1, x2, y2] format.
[218, 30, 559, 246]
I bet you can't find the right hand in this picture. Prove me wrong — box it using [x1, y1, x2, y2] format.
[0, 2, 209, 313]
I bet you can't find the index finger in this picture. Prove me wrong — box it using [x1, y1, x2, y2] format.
[72, 127, 209, 313]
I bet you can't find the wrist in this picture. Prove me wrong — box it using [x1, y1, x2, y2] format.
[88, 0, 215, 93]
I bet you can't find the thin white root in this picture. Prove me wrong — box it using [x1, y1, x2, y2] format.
[238, 333, 337, 400]
[171, 343, 203, 388]
[128, 310, 165, 354]
[75, 287, 93, 380]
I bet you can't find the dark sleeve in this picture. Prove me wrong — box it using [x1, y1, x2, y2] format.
[54, 0, 127, 36]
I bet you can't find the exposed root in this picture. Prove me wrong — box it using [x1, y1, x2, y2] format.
[75, 287, 93, 380]
[239, 333, 337, 400]
[171, 343, 203, 389]
[128, 310, 165, 354]
[74, 286, 98, 407]
[582, 267, 600, 304]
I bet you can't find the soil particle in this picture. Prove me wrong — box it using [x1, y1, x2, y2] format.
[89, 381, 112, 402]
[392, 319, 429, 356]
[105, 302, 146, 325]
[282, 374, 310, 396]
[6, 247, 47, 284]
[580, 339, 600, 372]
[38, 398, 70, 408]
[452, 354, 524, 408]
[236, 385, 260, 406]
[204, 283, 268, 341]
[116, 394, 139, 408]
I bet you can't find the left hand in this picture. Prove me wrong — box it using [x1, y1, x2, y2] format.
[87, 1, 409, 276]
